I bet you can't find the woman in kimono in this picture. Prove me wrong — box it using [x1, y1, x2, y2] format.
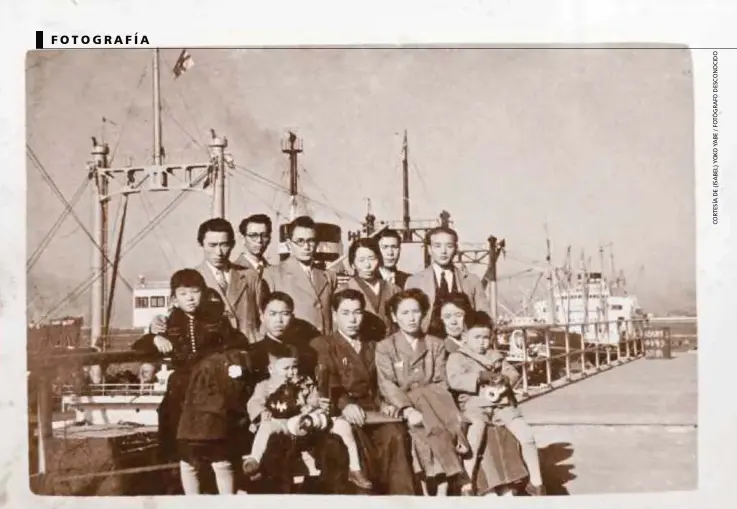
[434, 293, 529, 496]
[374, 288, 472, 496]
[338, 237, 401, 342]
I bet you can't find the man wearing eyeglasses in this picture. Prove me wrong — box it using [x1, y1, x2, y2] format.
[235, 214, 272, 277]
[262, 216, 338, 342]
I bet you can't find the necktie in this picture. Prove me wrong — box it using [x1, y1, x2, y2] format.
[352, 339, 362, 354]
[439, 270, 450, 296]
[256, 263, 264, 277]
[215, 270, 228, 293]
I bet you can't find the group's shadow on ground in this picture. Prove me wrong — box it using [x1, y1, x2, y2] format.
[539, 442, 576, 495]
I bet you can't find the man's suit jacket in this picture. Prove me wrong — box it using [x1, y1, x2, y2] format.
[234, 253, 270, 275]
[310, 332, 382, 413]
[393, 270, 411, 290]
[196, 262, 265, 344]
[404, 266, 490, 332]
[262, 256, 338, 339]
[337, 276, 400, 341]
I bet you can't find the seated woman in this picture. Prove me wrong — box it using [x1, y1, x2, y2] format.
[338, 237, 401, 342]
[429, 292, 474, 354]
[374, 289, 472, 496]
[447, 311, 545, 496]
[435, 293, 530, 496]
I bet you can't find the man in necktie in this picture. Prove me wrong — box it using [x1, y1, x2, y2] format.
[149, 218, 265, 344]
[262, 216, 338, 341]
[236, 214, 272, 277]
[377, 229, 410, 289]
[404, 226, 489, 332]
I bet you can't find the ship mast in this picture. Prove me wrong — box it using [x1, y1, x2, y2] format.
[402, 130, 411, 242]
[88, 48, 227, 350]
[545, 224, 556, 325]
[282, 131, 303, 221]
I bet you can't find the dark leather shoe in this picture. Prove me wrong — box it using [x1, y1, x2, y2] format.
[348, 470, 373, 490]
[526, 483, 546, 496]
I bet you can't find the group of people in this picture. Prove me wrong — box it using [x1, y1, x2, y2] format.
[131, 213, 546, 496]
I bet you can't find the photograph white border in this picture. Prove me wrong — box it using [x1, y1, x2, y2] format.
[2, 1, 736, 508]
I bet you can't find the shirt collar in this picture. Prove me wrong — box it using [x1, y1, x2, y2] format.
[432, 263, 452, 282]
[338, 330, 360, 344]
[243, 252, 265, 269]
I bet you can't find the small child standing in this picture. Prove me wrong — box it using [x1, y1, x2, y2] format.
[446, 312, 545, 496]
[243, 350, 373, 490]
[131, 268, 249, 495]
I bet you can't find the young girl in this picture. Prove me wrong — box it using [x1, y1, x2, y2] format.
[446, 312, 545, 496]
[131, 268, 249, 495]
[374, 289, 472, 496]
[243, 350, 373, 490]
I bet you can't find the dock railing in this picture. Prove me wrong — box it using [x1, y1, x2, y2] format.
[493, 318, 661, 400]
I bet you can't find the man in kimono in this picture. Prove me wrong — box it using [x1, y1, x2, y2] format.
[376, 229, 411, 289]
[263, 216, 338, 341]
[150, 218, 266, 344]
[310, 289, 416, 495]
[404, 226, 489, 332]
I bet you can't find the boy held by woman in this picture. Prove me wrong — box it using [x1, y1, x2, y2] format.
[445, 311, 545, 496]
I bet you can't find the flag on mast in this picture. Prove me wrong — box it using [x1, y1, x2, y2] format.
[172, 49, 194, 78]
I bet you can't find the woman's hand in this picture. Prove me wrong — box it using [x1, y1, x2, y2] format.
[380, 403, 400, 419]
[260, 410, 272, 422]
[404, 408, 424, 427]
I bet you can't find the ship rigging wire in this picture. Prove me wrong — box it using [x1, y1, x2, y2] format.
[32, 172, 209, 325]
[27, 177, 89, 272]
[108, 63, 149, 165]
[26, 145, 133, 293]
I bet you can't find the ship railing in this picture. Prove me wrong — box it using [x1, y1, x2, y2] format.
[59, 383, 165, 397]
[492, 318, 686, 400]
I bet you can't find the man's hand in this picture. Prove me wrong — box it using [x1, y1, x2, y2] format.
[153, 335, 173, 354]
[478, 370, 496, 384]
[341, 403, 366, 426]
[318, 397, 331, 412]
[404, 408, 423, 427]
[150, 315, 167, 335]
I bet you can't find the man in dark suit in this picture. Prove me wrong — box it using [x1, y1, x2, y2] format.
[150, 218, 266, 344]
[247, 291, 316, 382]
[310, 289, 416, 495]
[405, 226, 489, 332]
[262, 216, 338, 341]
[377, 229, 410, 289]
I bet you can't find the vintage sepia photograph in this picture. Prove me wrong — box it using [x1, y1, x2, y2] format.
[25, 47, 697, 497]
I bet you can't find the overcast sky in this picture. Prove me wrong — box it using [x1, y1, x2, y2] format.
[26, 47, 695, 325]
